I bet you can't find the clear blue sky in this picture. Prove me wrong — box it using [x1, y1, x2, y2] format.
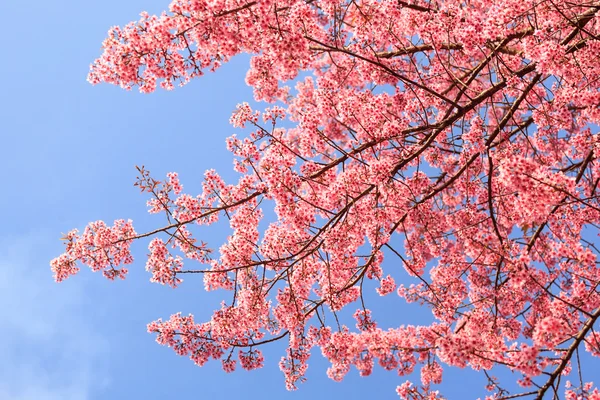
[1, 1, 598, 399]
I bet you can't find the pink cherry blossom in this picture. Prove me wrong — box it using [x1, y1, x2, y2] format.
[54, 0, 600, 398]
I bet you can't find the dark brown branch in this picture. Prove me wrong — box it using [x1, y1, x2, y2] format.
[536, 307, 600, 400]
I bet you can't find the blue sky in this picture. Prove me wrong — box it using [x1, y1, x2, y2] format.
[2, 1, 599, 399]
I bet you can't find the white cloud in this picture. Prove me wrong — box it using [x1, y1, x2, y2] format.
[0, 233, 109, 400]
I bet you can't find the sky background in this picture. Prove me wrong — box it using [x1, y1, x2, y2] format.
[0, 1, 598, 399]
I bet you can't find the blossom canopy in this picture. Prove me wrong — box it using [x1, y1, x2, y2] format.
[53, 0, 600, 398]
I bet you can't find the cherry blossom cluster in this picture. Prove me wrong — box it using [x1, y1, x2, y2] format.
[146, 238, 184, 287]
[51, 220, 135, 282]
[565, 381, 600, 400]
[53, 0, 600, 398]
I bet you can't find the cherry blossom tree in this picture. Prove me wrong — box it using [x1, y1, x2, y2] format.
[52, 0, 600, 398]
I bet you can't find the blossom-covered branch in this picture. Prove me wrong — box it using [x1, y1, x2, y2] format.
[54, 0, 600, 398]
